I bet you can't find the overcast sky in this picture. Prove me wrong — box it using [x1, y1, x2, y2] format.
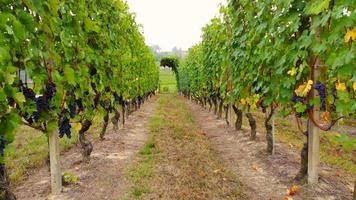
[126, 0, 225, 51]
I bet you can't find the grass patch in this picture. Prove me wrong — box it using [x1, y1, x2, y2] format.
[5, 117, 104, 186]
[124, 94, 245, 199]
[240, 111, 356, 175]
[125, 135, 159, 199]
[159, 69, 177, 94]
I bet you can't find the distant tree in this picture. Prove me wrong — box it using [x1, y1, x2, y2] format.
[160, 56, 181, 91]
[160, 56, 179, 73]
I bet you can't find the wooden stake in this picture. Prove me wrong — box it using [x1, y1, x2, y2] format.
[228, 104, 232, 127]
[271, 114, 275, 155]
[308, 57, 321, 184]
[48, 131, 62, 194]
[119, 106, 124, 129]
[307, 16, 321, 184]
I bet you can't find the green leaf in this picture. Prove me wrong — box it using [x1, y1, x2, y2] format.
[64, 66, 76, 85]
[13, 92, 26, 106]
[305, 0, 330, 15]
[4, 73, 15, 85]
[295, 102, 307, 113]
[13, 20, 26, 41]
[0, 47, 10, 63]
[17, 10, 35, 32]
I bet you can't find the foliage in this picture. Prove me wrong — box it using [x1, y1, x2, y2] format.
[62, 171, 78, 185]
[160, 56, 180, 90]
[0, 1, 159, 196]
[179, 0, 355, 125]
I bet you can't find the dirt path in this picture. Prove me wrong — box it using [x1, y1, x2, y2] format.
[185, 98, 354, 200]
[124, 94, 247, 200]
[15, 96, 158, 200]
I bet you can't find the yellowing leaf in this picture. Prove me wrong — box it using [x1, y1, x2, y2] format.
[353, 81, 356, 92]
[295, 80, 313, 97]
[287, 67, 297, 76]
[74, 123, 82, 132]
[240, 98, 247, 105]
[344, 27, 356, 43]
[287, 185, 299, 196]
[321, 112, 330, 122]
[336, 82, 346, 91]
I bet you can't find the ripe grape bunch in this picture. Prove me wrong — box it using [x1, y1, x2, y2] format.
[22, 87, 36, 101]
[76, 99, 84, 112]
[33, 96, 49, 120]
[291, 95, 304, 104]
[22, 82, 57, 123]
[314, 81, 327, 111]
[59, 117, 71, 138]
[44, 82, 56, 99]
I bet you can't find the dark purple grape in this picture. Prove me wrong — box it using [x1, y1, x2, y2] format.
[314, 81, 326, 111]
[59, 117, 71, 138]
[22, 87, 36, 101]
[69, 102, 77, 119]
[44, 82, 56, 99]
[33, 96, 49, 121]
[291, 95, 304, 103]
[76, 99, 84, 112]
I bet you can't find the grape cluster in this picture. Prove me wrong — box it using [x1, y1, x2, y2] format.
[44, 82, 56, 99]
[33, 96, 49, 121]
[314, 81, 326, 111]
[22, 87, 36, 101]
[69, 102, 77, 119]
[291, 95, 304, 103]
[76, 99, 84, 112]
[59, 117, 71, 138]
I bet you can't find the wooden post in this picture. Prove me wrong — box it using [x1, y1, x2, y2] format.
[48, 131, 62, 194]
[119, 106, 124, 129]
[353, 180, 356, 200]
[307, 118, 320, 184]
[308, 17, 321, 184]
[228, 104, 232, 127]
[308, 59, 321, 184]
[271, 114, 275, 155]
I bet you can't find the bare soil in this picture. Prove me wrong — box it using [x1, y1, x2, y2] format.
[185, 98, 355, 200]
[14, 96, 158, 200]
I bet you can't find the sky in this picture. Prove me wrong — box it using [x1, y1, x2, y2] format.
[126, 0, 225, 51]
